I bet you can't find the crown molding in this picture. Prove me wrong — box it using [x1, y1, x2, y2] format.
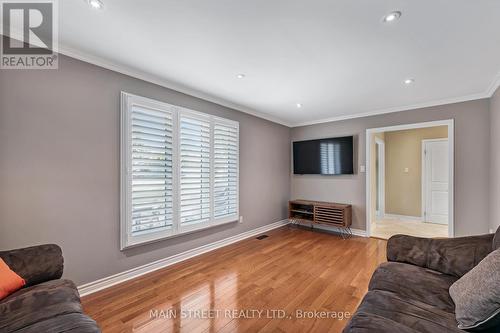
[291, 71, 500, 127]
[59, 43, 499, 128]
[486, 71, 500, 97]
[290, 91, 491, 127]
[3, 34, 498, 128]
[1, 33, 289, 126]
[56, 44, 292, 127]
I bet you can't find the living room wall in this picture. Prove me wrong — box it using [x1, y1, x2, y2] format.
[291, 99, 491, 237]
[0, 54, 291, 285]
[491, 86, 500, 232]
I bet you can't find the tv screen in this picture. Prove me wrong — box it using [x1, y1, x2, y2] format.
[293, 136, 354, 175]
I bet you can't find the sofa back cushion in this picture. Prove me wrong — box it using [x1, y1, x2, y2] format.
[449, 248, 500, 331]
[0, 244, 63, 287]
[493, 226, 500, 251]
[387, 234, 494, 278]
[0, 259, 25, 300]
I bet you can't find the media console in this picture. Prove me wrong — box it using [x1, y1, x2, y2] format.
[288, 199, 353, 239]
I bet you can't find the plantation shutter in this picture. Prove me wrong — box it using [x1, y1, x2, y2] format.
[121, 92, 240, 249]
[130, 104, 174, 235]
[213, 120, 239, 220]
[179, 112, 211, 228]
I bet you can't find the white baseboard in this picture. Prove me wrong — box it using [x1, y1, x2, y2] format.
[78, 219, 289, 296]
[290, 220, 367, 237]
[349, 228, 367, 237]
[383, 214, 423, 222]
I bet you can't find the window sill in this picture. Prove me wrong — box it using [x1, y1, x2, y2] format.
[121, 217, 239, 251]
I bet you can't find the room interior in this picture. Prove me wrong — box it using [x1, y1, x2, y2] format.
[1, 1, 500, 333]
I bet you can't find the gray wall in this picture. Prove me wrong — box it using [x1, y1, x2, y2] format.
[0, 54, 291, 285]
[291, 99, 491, 236]
[491, 86, 500, 232]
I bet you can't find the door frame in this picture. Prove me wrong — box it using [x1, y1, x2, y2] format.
[365, 119, 454, 238]
[375, 137, 385, 218]
[422, 138, 449, 225]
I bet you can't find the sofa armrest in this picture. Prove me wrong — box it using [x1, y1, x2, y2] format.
[0, 244, 63, 286]
[387, 234, 493, 277]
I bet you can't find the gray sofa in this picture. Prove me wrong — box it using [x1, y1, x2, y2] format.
[0, 244, 100, 333]
[344, 228, 500, 333]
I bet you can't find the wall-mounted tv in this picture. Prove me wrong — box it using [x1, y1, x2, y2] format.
[293, 136, 354, 175]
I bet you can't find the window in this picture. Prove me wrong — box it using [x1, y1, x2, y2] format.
[213, 120, 238, 220]
[179, 112, 211, 230]
[121, 93, 239, 249]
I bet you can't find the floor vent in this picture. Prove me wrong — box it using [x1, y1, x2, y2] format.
[256, 235, 269, 240]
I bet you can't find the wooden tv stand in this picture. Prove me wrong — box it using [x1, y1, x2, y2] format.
[288, 200, 353, 239]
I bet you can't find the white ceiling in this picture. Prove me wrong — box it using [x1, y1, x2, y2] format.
[58, 0, 500, 126]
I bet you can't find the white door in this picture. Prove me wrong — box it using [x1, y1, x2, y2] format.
[423, 140, 449, 224]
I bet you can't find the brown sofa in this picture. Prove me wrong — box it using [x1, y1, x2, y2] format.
[0, 244, 100, 333]
[344, 228, 500, 333]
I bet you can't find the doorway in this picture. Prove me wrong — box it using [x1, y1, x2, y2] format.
[366, 120, 454, 239]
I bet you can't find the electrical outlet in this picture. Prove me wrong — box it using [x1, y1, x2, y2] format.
[359, 165, 366, 173]
[239, 216, 243, 223]
[404, 167, 409, 173]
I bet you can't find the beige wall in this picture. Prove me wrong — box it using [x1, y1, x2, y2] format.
[291, 99, 491, 236]
[0, 52, 291, 285]
[491, 86, 500, 232]
[384, 126, 448, 217]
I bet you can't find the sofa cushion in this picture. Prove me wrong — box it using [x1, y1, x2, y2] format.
[14, 313, 101, 333]
[449, 248, 500, 331]
[343, 290, 462, 333]
[493, 226, 500, 251]
[0, 279, 83, 333]
[387, 234, 494, 278]
[0, 245, 64, 287]
[343, 312, 420, 333]
[369, 262, 457, 312]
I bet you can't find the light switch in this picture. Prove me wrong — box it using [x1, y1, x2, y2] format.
[360, 165, 366, 173]
[404, 167, 409, 173]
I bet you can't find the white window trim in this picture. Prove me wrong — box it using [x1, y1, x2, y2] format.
[120, 92, 240, 250]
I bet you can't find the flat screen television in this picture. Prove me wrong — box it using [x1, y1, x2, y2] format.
[293, 136, 354, 175]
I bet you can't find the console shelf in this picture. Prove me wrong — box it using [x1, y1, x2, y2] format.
[288, 199, 352, 238]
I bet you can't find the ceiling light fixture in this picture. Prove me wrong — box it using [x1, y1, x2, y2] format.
[236, 74, 245, 79]
[296, 103, 303, 108]
[404, 78, 415, 85]
[88, 0, 104, 9]
[383, 11, 401, 23]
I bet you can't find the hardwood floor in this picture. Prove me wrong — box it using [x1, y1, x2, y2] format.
[82, 226, 387, 333]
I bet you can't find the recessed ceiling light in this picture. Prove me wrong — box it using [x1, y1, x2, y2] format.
[236, 74, 245, 79]
[88, 0, 103, 9]
[296, 103, 303, 108]
[383, 11, 401, 23]
[404, 78, 415, 85]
